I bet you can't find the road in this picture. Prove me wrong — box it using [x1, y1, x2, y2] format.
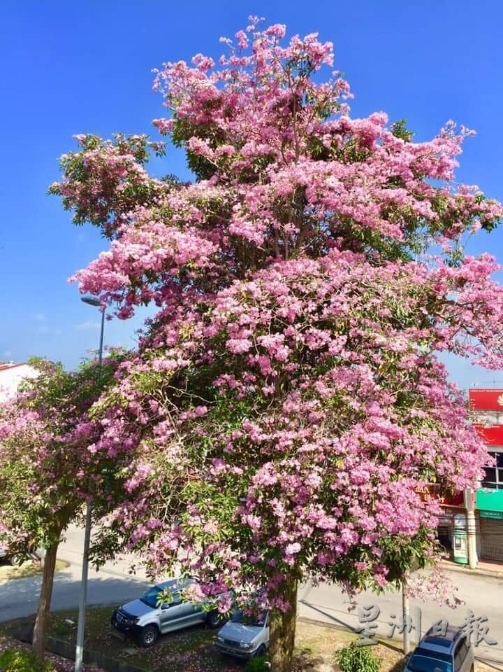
[0, 526, 151, 622]
[298, 574, 503, 664]
[1, 525, 502, 665]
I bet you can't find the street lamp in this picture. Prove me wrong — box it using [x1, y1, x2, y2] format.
[81, 296, 105, 367]
[75, 296, 105, 672]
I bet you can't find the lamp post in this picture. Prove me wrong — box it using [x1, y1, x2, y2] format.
[75, 296, 105, 672]
[401, 577, 411, 655]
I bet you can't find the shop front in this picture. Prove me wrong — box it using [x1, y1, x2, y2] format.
[476, 489, 503, 563]
[437, 507, 458, 556]
[416, 486, 465, 559]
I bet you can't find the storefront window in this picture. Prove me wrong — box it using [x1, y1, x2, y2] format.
[437, 526, 452, 551]
[482, 451, 503, 489]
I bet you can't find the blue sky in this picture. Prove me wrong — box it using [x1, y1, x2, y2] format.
[0, 0, 502, 388]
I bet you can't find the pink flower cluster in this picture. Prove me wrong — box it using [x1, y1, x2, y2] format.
[0, 356, 126, 554]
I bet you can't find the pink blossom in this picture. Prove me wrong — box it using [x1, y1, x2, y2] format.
[285, 542, 302, 555]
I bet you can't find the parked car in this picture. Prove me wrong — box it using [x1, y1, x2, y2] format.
[405, 625, 474, 672]
[216, 608, 269, 660]
[0, 542, 39, 567]
[0, 543, 9, 562]
[111, 577, 227, 647]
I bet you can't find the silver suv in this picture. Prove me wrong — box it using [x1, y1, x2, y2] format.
[405, 625, 474, 672]
[111, 578, 227, 647]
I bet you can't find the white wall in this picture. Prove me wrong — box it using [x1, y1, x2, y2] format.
[0, 364, 39, 402]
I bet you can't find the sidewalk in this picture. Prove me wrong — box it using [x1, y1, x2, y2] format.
[56, 525, 150, 582]
[441, 558, 503, 578]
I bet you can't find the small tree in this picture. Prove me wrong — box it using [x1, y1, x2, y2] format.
[0, 354, 125, 662]
[335, 643, 381, 672]
[51, 19, 503, 672]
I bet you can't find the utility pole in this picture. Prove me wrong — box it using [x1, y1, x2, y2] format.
[75, 297, 105, 672]
[465, 487, 478, 569]
[402, 578, 411, 655]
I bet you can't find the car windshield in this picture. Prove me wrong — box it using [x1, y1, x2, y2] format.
[408, 654, 453, 672]
[231, 609, 267, 627]
[140, 586, 162, 608]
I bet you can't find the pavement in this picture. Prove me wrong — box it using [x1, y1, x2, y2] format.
[0, 562, 149, 621]
[1, 525, 502, 667]
[440, 558, 503, 578]
[0, 526, 151, 622]
[298, 571, 503, 666]
[56, 524, 150, 582]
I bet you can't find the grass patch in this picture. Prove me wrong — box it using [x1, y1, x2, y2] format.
[0, 607, 408, 671]
[295, 621, 405, 672]
[0, 608, 496, 672]
[0, 607, 243, 671]
[0, 559, 69, 582]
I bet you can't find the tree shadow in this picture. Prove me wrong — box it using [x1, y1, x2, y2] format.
[298, 599, 360, 633]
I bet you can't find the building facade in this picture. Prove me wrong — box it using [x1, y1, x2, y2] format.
[469, 389, 503, 564]
[0, 362, 39, 402]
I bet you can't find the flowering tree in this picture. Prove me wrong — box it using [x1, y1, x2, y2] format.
[51, 19, 503, 670]
[0, 355, 126, 662]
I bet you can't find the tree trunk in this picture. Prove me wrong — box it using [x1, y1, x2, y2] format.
[269, 577, 298, 672]
[32, 541, 59, 662]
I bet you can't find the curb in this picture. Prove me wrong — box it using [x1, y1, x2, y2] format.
[440, 561, 503, 580]
[0, 559, 70, 586]
[55, 552, 150, 583]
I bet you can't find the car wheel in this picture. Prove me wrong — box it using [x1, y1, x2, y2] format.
[206, 609, 224, 629]
[140, 625, 159, 648]
[255, 644, 267, 658]
[9, 555, 25, 567]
